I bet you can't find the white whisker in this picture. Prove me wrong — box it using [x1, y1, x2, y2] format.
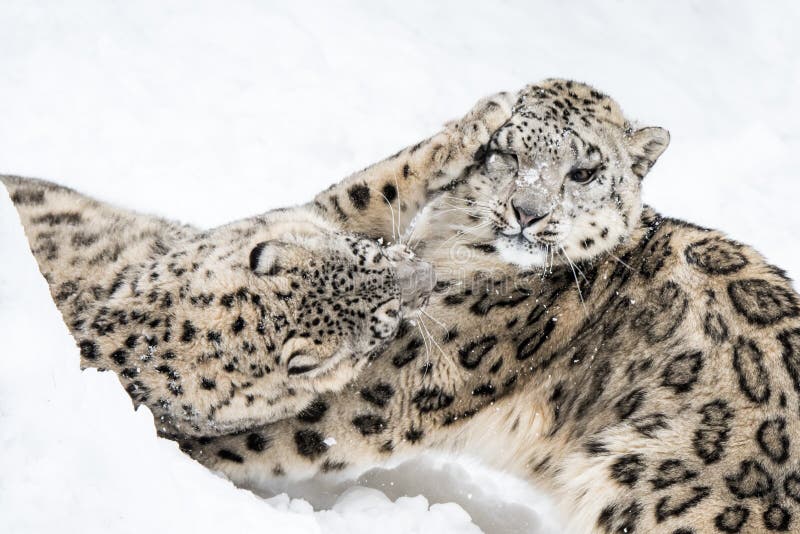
[608, 252, 633, 271]
[560, 245, 588, 316]
[415, 322, 432, 367]
[392, 174, 403, 237]
[380, 193, 398, 244]
[418, 314, 447, 358]
[421, 309, 449, 333]
[433, 220, 494, 250]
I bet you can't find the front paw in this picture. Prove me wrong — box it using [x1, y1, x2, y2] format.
[457, 91, 517, 154]
[435, 91, 518, 179]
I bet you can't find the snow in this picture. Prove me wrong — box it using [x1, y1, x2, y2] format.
[1, 1, 798, 532]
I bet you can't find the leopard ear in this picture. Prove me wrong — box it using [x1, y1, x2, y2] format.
[626, 127, 670, 179]
[249, 241, 284, 275]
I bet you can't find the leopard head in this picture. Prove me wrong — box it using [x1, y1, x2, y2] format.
[421, 79, 669, 270]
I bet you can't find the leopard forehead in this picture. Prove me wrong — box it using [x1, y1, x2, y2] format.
[490, 79, 631, 170]
[515, 79, 627, 130]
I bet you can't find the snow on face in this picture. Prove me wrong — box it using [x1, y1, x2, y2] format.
[469, 88, 645, 269]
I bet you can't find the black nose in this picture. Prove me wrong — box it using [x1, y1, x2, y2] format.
[513, 202, 548, 228]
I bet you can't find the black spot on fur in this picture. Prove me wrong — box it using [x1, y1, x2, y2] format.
[11, 188, 45, 205]
[693, 399, 733, 464]
[458, 335, 497, 369]
[756, 417, 790, 464]
[662, 351, 703, 393]
[596, 505, 615, 532]
[595, 501, 641, 534]
[584, 439, 609, 455]
[79, 340, 99, 360]
[632, 413, 670, 438]
[615, 388, 645, 420]
[654, 486, 710, 523]
[472, 383, 496, 396]
[217, 449, 244, 463]
[778, 328, 800, 394]
[763, 504, 791, 531]
[321, 459, 348, 473]
[632, 281, 688, 343]
[470, 243, 497, 254]
[246, 432, 272, 452]
[732, 337, 771, 404]
[715, 505, 750, 533]
[347, 183, 371, 210]
[470, 287, 531, 316]
[207, 331, 221, 343]
[296, 398, 328, 423]
[785, 472, 800, 503]
[120, 367, 139, 378]
[728, 278, 799, 325]
[405, 428, 423, 443]
[71, 231, 99, 248]
[516, 317, 557, 365]
[110, 349, 127, 365]
[232, 316, 246, 334]
[610, 454, 645, 487]
[156, 364, 179, 380]
[412, 387, 454, 413]
[200, 377, 216, 390]
[381, 183, 397, 203]
[360, 382, 395, 407]
[685, 238, 748, 275]
[649, 459, 698, 490]
[725, 459, 773, 498]
[352, 414, 387, 435]
[181, 320, 197, 342]
[294, 429, 328, 459]
[392, 337, 423, 368]
[55, 280, 79, 302]
[703, 312, 729, 342]
[32, 211, 82, 226]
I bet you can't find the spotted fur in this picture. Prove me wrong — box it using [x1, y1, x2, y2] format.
[0, 90, 517, 436]
[176, 80, 800, 533]
[2, 175, 435, 436]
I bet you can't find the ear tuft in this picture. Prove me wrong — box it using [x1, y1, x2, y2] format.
[627, 127, 670, 179]
[249, 241, 282, 275]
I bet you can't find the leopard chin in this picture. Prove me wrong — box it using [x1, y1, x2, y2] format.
[495, 236, 551, 268]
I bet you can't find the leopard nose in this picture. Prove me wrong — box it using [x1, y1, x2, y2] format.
[396, 257, 435, 311]
[512, 201, 548, 228]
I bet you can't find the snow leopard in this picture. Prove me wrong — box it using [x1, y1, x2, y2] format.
[179, 80, 800, 533]
[0, 90, 512, 437]
[1, 175, 438, 436]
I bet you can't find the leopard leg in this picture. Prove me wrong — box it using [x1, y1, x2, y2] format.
[311, 91, 517, 242]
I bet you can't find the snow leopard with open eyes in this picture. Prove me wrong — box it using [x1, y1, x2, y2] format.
[180, 80, 800, 534]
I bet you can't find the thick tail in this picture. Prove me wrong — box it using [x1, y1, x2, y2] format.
[1, 174, 196, 333]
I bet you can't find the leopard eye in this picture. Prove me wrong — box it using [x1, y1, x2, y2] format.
[567, 167, 598, 184]
[485, 150, 519, 177]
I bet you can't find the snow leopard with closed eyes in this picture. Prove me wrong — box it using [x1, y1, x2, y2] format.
[2, 176, 434, 436]
[0, 89, 509, 437]
[90, 81, 800, 533]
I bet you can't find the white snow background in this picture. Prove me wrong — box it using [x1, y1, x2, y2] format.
[1, 1, 798, 533]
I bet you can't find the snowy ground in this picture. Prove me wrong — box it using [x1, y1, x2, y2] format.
[1, 1, 798, 532]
